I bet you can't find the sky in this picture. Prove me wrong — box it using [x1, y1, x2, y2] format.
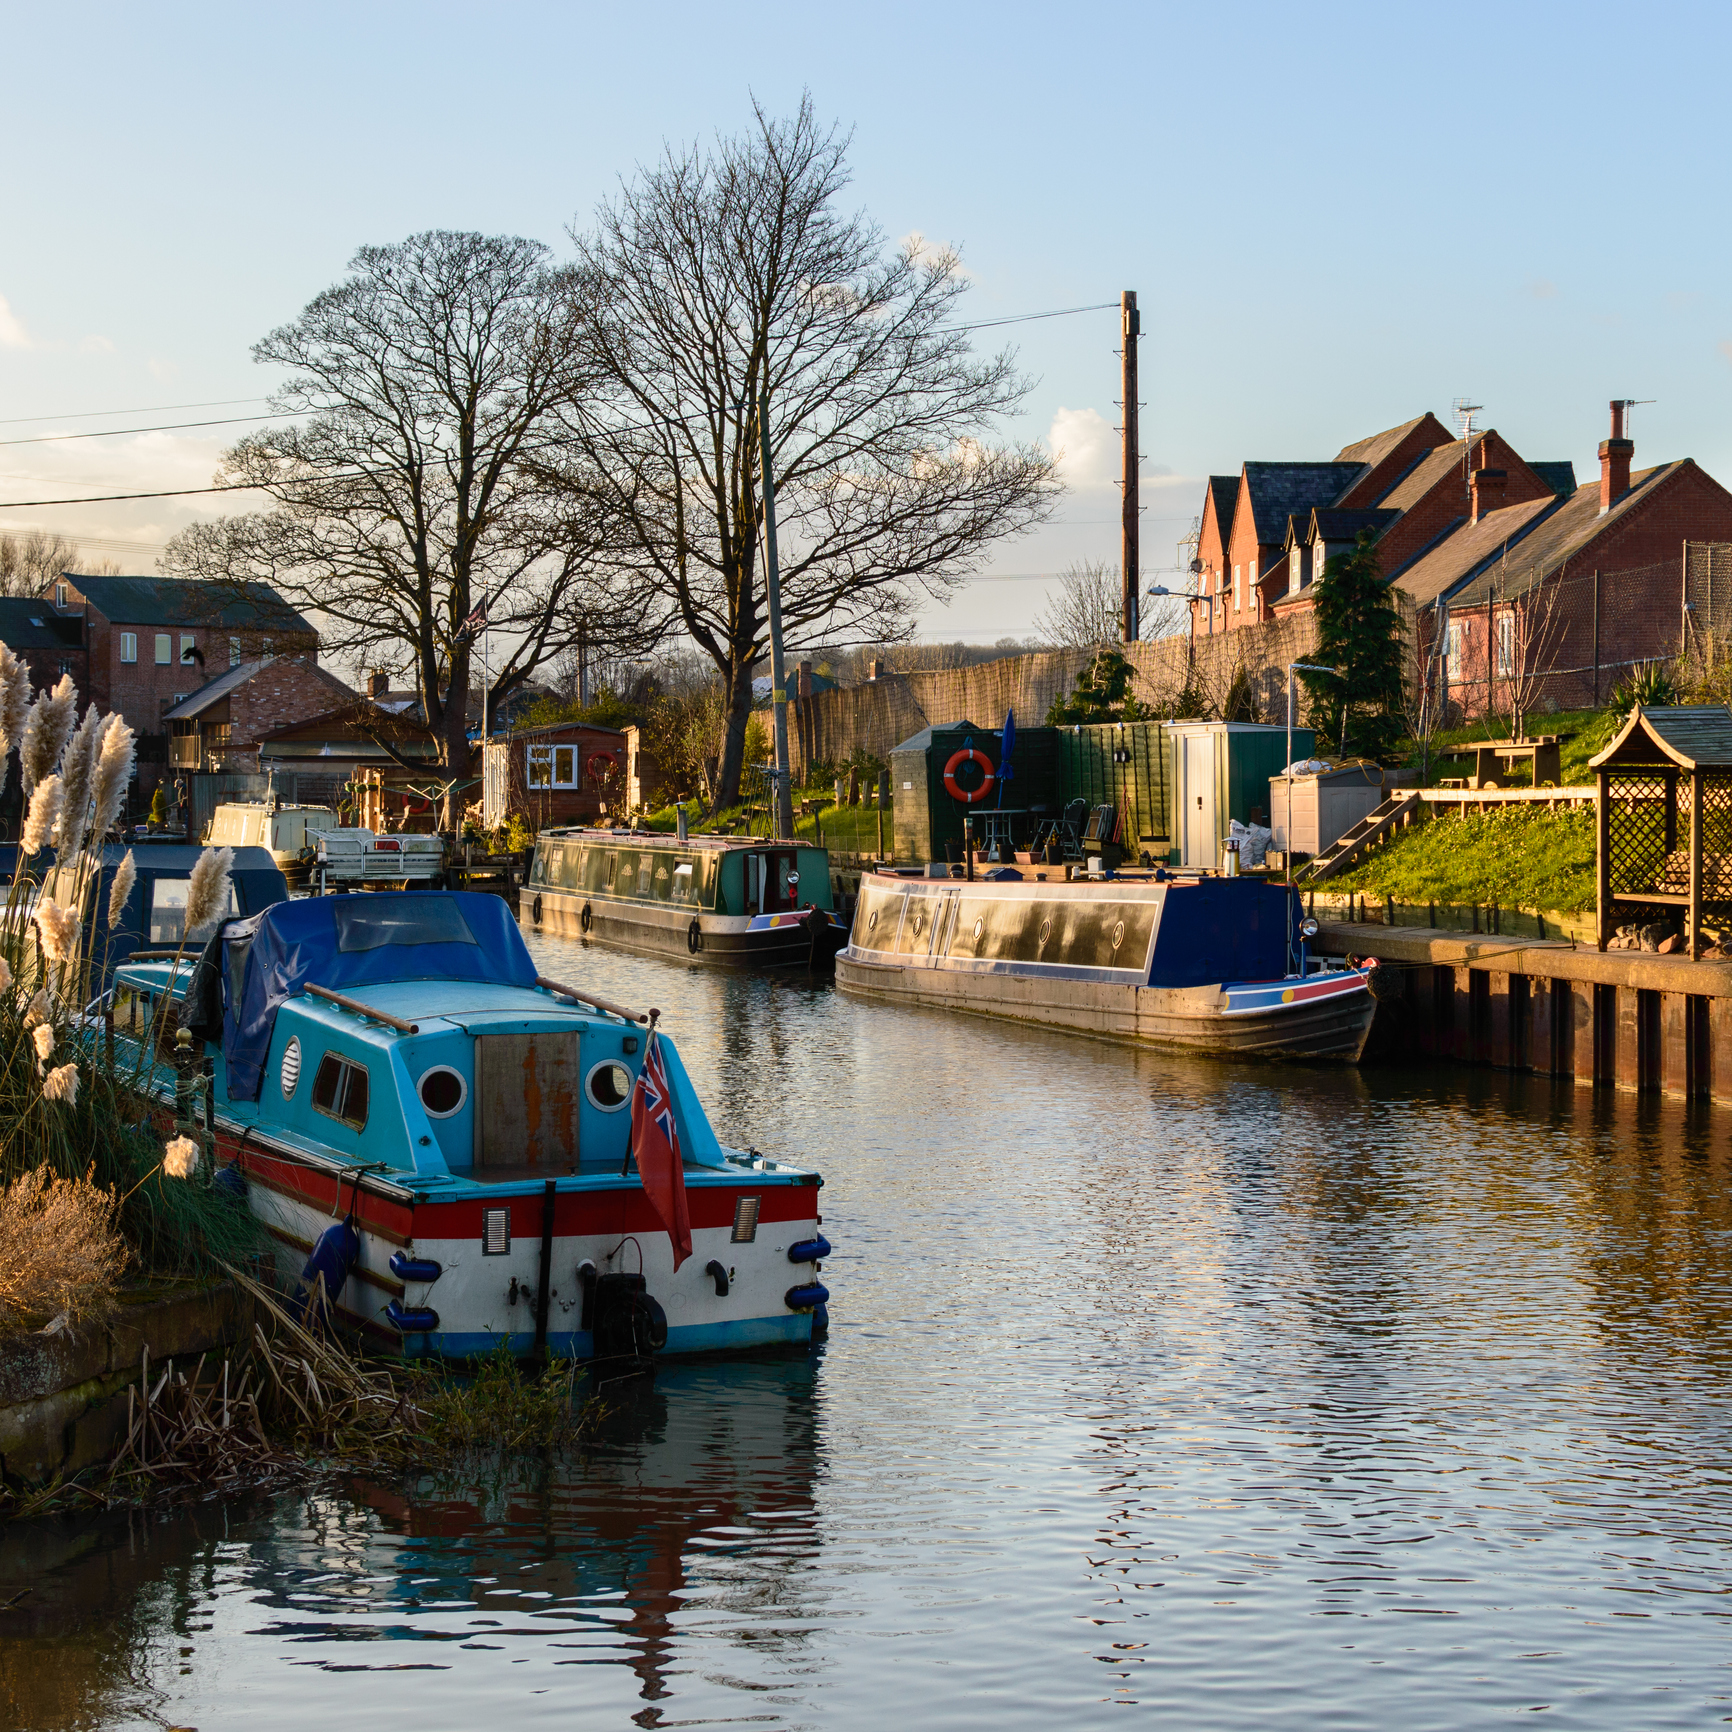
[3, 0, 1731, 652]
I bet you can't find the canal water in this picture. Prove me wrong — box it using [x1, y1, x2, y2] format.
[5, 932, 1732, 1730]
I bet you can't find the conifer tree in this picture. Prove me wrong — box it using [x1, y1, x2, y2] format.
[1300, 529, 1404, 761]
[1046, 647, 1146, 725]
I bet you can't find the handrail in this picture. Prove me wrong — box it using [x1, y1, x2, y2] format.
[303, 982, 419, 1035]
[535, 975, 656, 1025]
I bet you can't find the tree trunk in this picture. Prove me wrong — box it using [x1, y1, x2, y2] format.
[715, 653, 756, 807]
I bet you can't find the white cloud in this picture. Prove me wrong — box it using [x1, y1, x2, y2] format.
[1048, 406, 1119, 490]
[901, 231, 971, 280]
[79, 334, 114, 354]
[0, 295, 31, 350]
[146, 357, 176, 381]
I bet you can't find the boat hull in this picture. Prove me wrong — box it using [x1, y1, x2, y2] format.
[835, 952, 1374, 1060]
[224, 1129, 825, 1360]
[525, 885, 848, 970]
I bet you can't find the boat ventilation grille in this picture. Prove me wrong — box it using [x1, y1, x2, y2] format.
[731, 1196, 760, 1243]
[482, 1208, 511, 1255]
[281, 1037, 301, 1098]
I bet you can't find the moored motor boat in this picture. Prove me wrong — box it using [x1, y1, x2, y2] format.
[111, 891, 831, 1359]
[525, 828, 848, 968]
[835, 867, 1375, 1060]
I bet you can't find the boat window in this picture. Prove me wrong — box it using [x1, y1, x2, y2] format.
[648, 854, 674, 902]
[311, 1053, 369, 1130]
[764, 850, 801, 912]
[417, 1065, 466, 1118]
[148, 877, 238, 945]
[586, 1059, 632, 1111]
[671, 861, 696, 903]
[583, 848, 612, 894]
[551, 844, 582, 891]
[334, 899, 476, 952]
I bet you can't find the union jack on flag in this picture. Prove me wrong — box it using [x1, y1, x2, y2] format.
[630, 1028, 691, 1268]
[457, 595, 489, 640]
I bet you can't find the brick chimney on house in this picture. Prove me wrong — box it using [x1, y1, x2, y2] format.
[1599, 399, 1634, 515]
[367, 671, 389, 699]
[1470, 468, 1508, 524]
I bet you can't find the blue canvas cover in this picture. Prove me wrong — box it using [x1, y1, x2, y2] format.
[221, 892, 539, 1100]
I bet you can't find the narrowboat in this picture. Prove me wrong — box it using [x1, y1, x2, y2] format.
[835, 868, 1375, 1060]
[111, 891, 831, 1360]
[204, 801, 336, 885]
[524, 829, 849, 968]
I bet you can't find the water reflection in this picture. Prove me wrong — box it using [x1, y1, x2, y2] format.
[6, 931, 1732, 1728]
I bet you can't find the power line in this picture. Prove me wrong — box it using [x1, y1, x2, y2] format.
[0, 395, 271, 427]
[0, 478, 287, 509]
[938, 302, 1117, 334]
[0, 412, 299, 448]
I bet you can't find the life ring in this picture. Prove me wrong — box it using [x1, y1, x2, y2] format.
[587, 752, 618, 781]
[942, 746, 995, 805]
[531, 893, 543, 926]
[580, 901, 593, 933]
[687, 917, 702, 954]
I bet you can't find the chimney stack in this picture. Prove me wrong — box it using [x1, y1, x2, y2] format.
[1470, 468, 1508, 524]
[367, 671, 388, 700]
[1599, 399, 1634, 515]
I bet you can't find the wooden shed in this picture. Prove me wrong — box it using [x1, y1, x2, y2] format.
[1589, 704, 1732, 957]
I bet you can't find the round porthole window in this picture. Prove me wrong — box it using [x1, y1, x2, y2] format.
[418, 1065, 467, 1118]
[867, 909, 879, 932]
[280, 1037, 301, 1098]
[972, 917, 985, 941]
[1112, 920, 1126, 951]
[587, 1060, 633, 1111]
[1039, 917, 1052, 946]
[912, 911, 925, 936]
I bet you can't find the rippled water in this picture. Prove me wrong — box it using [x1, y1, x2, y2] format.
[6, 932, 1732, 1730]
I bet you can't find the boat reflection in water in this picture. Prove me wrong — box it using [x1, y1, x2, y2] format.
[0, 1355, 825, 1729]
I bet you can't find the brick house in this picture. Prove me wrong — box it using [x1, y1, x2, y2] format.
[164, 655, 357, 773]
[45, 574, 316, 741]
[0, 598, 86, 693]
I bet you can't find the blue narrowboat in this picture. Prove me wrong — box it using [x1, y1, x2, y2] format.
[113, 891, 830, 1359]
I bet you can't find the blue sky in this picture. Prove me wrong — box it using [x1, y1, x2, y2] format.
[2, 0, 1729, 645]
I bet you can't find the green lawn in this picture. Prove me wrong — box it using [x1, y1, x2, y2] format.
[1326, 805, 1596, 913]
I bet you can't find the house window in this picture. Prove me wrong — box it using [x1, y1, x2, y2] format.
[180, 634, 196, 665]
[121, 632, 137, 664]
[1446, 622, 1463, 682]
[1496, 613, 1515, 678]
[1313, 541, 1328, 585]
[1234, 564, 1242, 611]
[229, 637, 241, 664]
[155, 634, 171, 665]
[54, 582, 67, 609]
[1288, 547, 1301, 595]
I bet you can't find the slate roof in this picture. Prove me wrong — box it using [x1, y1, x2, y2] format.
[1389, 497, 1559, 607]
[1281, 507, 1400, 550]
[0, 599, 82, 651]
[162, 661, 269, 721]
[1203, 474, 1238, 534]
[1449, 464, 1686, 605]
[1241, 463, 1364, 545]
[58, 575, 314, 635]
[1591, 705, 1732, 771]
[1528, 461, 1578, 497]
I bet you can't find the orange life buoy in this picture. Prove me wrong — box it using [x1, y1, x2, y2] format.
[942, 746, 995, 805]
[586, 751, 618, 781]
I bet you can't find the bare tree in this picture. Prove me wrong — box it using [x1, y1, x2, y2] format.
[545, 97, 1058, 804]
[0, 531, 83, 598]
[1034, 559, 1120, 647]
[162, 231, 658, 821]
[1499, 570, 1569, 746]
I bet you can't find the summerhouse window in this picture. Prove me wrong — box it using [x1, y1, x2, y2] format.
[527, 744, 580, 788]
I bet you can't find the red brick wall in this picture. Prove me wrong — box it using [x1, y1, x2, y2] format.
[228, 658, 356, 755]
[1334, 414, 1456, 509]
[1375, 432, 1554, 579]
[1192, 483, 1235, 637]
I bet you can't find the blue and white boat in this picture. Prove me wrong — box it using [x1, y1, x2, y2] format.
[112, 892, 830, 1360]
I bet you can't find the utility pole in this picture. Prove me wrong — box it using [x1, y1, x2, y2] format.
[1121, 289, 1140, 643]
[756, 388, 795, 840]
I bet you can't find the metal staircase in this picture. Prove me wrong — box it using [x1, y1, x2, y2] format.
[1298, 791, 1422, 884]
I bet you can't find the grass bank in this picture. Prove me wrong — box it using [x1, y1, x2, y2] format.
[1326, 805, 1596, 914]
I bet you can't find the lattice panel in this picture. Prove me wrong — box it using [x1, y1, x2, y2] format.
[1687, 543, 1732, 638]
[1606, 774, 1673, 896]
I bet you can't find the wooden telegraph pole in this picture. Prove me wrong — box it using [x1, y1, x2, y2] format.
[1121, 289, 1140, 643]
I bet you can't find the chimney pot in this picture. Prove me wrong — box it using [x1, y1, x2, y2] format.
[1599, 403, 1634, 514]
[367, 671, 388, 699]
[1610, 398, 1626, 441]
[1470, 467, 1508, 524]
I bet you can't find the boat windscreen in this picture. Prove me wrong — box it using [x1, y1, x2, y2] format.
[335, 898, 476, 952]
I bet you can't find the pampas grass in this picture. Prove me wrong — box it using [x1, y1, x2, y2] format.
[41, 1064, 78, 1104]
[18, 675, 76, 795]
[31, 1024, 53, 1064]
[32, 899, 78, 963]
[185, 845, 234, 937]
[162, 1136, 198, 1180]
[108, 849, 137, 929]
[0, 1166, 126, 1331]
[92, 714, 135, 839]
[24, 990, 49, 1027]
[0, 648, 30, 750]
[20, 774, 63, 856]
[55, 703, 103, 856]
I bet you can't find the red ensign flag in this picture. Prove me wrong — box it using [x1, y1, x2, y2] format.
[630, 1029, 692, 1269]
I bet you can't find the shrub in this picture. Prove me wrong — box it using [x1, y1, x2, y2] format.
[0, 1166, 127, 1333]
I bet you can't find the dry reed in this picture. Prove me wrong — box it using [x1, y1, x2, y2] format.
[0, 1166, 127, 1332]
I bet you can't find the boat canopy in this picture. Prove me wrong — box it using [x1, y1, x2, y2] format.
[215, 892, 539, 1100]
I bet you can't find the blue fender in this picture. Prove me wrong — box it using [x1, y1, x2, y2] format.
[386, 1300, 440, 1333]
[388, 1252, 443, 1284]
[787, 1235, 831, 1264]
[785, 1281, 830, 1312]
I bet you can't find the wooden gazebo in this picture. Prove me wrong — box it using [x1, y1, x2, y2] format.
[1589, 705, 1732, 957]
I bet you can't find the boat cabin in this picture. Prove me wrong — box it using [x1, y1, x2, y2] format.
[530, 831, 836, 916]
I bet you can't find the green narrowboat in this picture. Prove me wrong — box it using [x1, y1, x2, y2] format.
[524, 829, 849, 968]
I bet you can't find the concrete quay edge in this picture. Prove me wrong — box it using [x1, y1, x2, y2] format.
[1316, 921, 1732, 995]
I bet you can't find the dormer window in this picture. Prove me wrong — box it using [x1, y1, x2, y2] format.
[1312, 541, 1328, 586]
[54, 582, 67, 609]
[1287, 547, 1301, 596]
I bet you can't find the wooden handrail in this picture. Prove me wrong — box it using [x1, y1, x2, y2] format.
[304, 982, 419, 1035]
[535, 975, 656, 1025]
